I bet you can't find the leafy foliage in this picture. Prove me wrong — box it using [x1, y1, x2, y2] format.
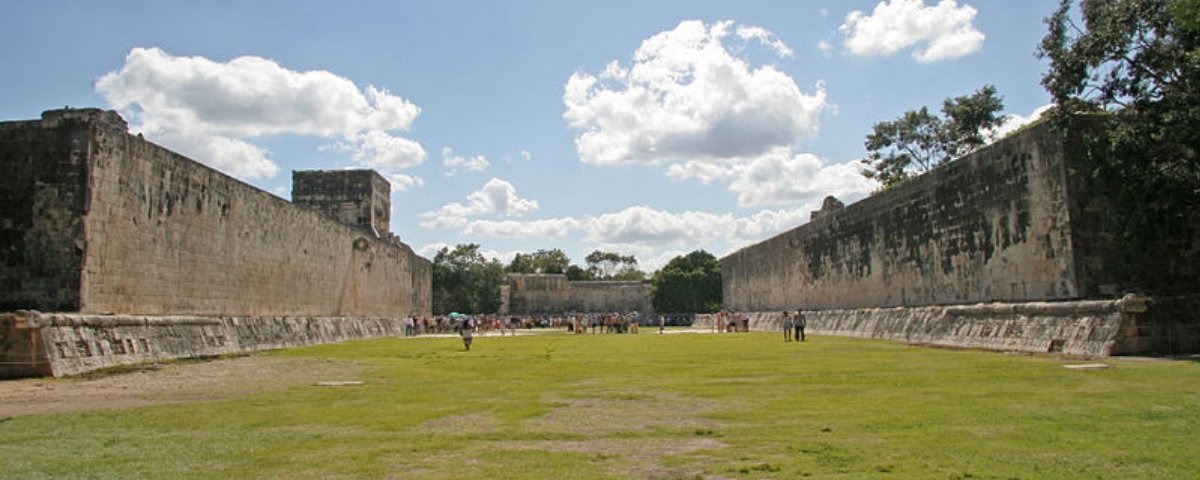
[650, 250, 721, 313]
[431, 244, 504, 314]
[860, 85, 1005, 188]
[564, 264, 593, 281]
[584, 250, 644, 280]
[506, 248, 570, 274]
[1038, 0, 1200, 277]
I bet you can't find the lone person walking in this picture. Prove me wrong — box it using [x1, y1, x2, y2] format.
[794, 310, 807, 342]
[458, 316, 475, 351]
[781, 311, 793, 342]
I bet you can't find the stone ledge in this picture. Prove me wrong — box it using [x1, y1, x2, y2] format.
[1, 313, 408, 378]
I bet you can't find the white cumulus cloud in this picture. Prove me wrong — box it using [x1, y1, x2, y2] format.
[563, 20, 827, 167]
[442, 147, 490, 176]
[419, 178, 540, 229]
[986, 103, 1054, 143]
[563, 20, 861, 210]
[838, 0, 985, 63]
[95, 47, 427, 182]
[728, 150, 874, 207]
[464, 218, 581, 238]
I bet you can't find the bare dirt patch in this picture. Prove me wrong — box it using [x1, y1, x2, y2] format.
[0, 355, 365, 417]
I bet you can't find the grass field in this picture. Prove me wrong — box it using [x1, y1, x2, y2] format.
[2, 330, 1198, 479]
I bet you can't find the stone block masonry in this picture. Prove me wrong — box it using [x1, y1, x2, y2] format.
[500, 273, 655, 318]
[695, 295, 1153, 357]
[0, 311, 409, 378]
[0, 108, 431, 377]
[720, 118, 1199, 355]
[0, 108, 430, 317]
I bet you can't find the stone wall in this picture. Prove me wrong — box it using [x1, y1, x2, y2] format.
[500, 274, 653, 316]
[1, 310, 409, 378]
[0, 118, 89, 311]
[718, 118, 1199, 355]
[0, 109, 431, 318]
[503, 274, 570, 314]
[567, 281, 655, 316]
[292, 169, 391, 237]
[693, 295, 1150, 357]
[722, 120, 1081, 312]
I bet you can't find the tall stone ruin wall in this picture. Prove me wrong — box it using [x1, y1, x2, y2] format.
[723, 120, 1082, 312]
[501, 274, 654, 317]
[0, 109, 430, 317]
[0, 109, 432, 377]
[503, 274, 570, 314]
[567, 281, 654, 316]
[720, 119, 1199, 355]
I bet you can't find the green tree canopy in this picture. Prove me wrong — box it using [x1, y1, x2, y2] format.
[564, 264, 593, 281]
[651, 250, 721, 314]
[506, 248, 570, 274]
[1038, 0, 1199, 244]
[432, 244, 504, 315]
[584, 250, 643, 280]
[861, 85, 1005, 189]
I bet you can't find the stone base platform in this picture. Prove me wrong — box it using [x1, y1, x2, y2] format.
[695, 295, 1199, 357]
[1, 311, 407, 378]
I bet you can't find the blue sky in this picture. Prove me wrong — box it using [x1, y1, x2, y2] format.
[1, 0, 1058, 271]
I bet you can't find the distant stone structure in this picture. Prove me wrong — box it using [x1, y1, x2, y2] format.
[292, 169, 392, 238]
[0, 108, 431, 377]
[719, 118, 1199, 355]
[500, 273, 654, 319]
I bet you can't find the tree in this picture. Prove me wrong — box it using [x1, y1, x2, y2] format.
[651, 250, 721, 314]
[584, 250, 640, 279]
[564, 264, 593, 281]
[942, 85, 1006, 157]
[1038, 0, 1200, 291]
[431, 244, 504, 315]
[612, 266, 647, 281]
[861, 85, 1005, 188]
[507, 248, 570, 274]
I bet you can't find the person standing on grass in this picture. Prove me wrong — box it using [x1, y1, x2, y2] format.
[781, 311, 793, 342]
[458, 316, 475, 351]
[794, 309, 806, 342]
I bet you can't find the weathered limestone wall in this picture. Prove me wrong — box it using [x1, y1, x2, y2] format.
[503, 274, 569, 314]
[722, 120, 1080, 312]
[0, 119, 89, 311]
[501, 274, 653, 316]
[693, 296, 1151, 357]
[1, 311, 408, 378]
[567, 281, 655, 316]
[0, 109, 431, 318]
[718, 118, 1199, 355]
[292, 169, 391, 237]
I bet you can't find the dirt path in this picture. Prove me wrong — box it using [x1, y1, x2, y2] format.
[0, 355, 365, 417]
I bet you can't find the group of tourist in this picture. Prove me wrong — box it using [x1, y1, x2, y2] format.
[780, 310, 806, 342]
[567, 312, 642, 335]
[402, 316, 466, 336]
[711, 311, 750, 333]
[403, 315, 536, 337]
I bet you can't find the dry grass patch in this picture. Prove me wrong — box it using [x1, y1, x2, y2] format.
[506, 437, 727, 479]
[0, 355, 364, 417]
[417, 412, 501, 436]
[525, 388, 724, 436]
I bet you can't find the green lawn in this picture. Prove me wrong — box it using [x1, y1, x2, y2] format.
[2, 331, 1198, 479]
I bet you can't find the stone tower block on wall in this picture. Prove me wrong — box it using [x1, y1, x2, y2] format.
[292, 170, 391, 237]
